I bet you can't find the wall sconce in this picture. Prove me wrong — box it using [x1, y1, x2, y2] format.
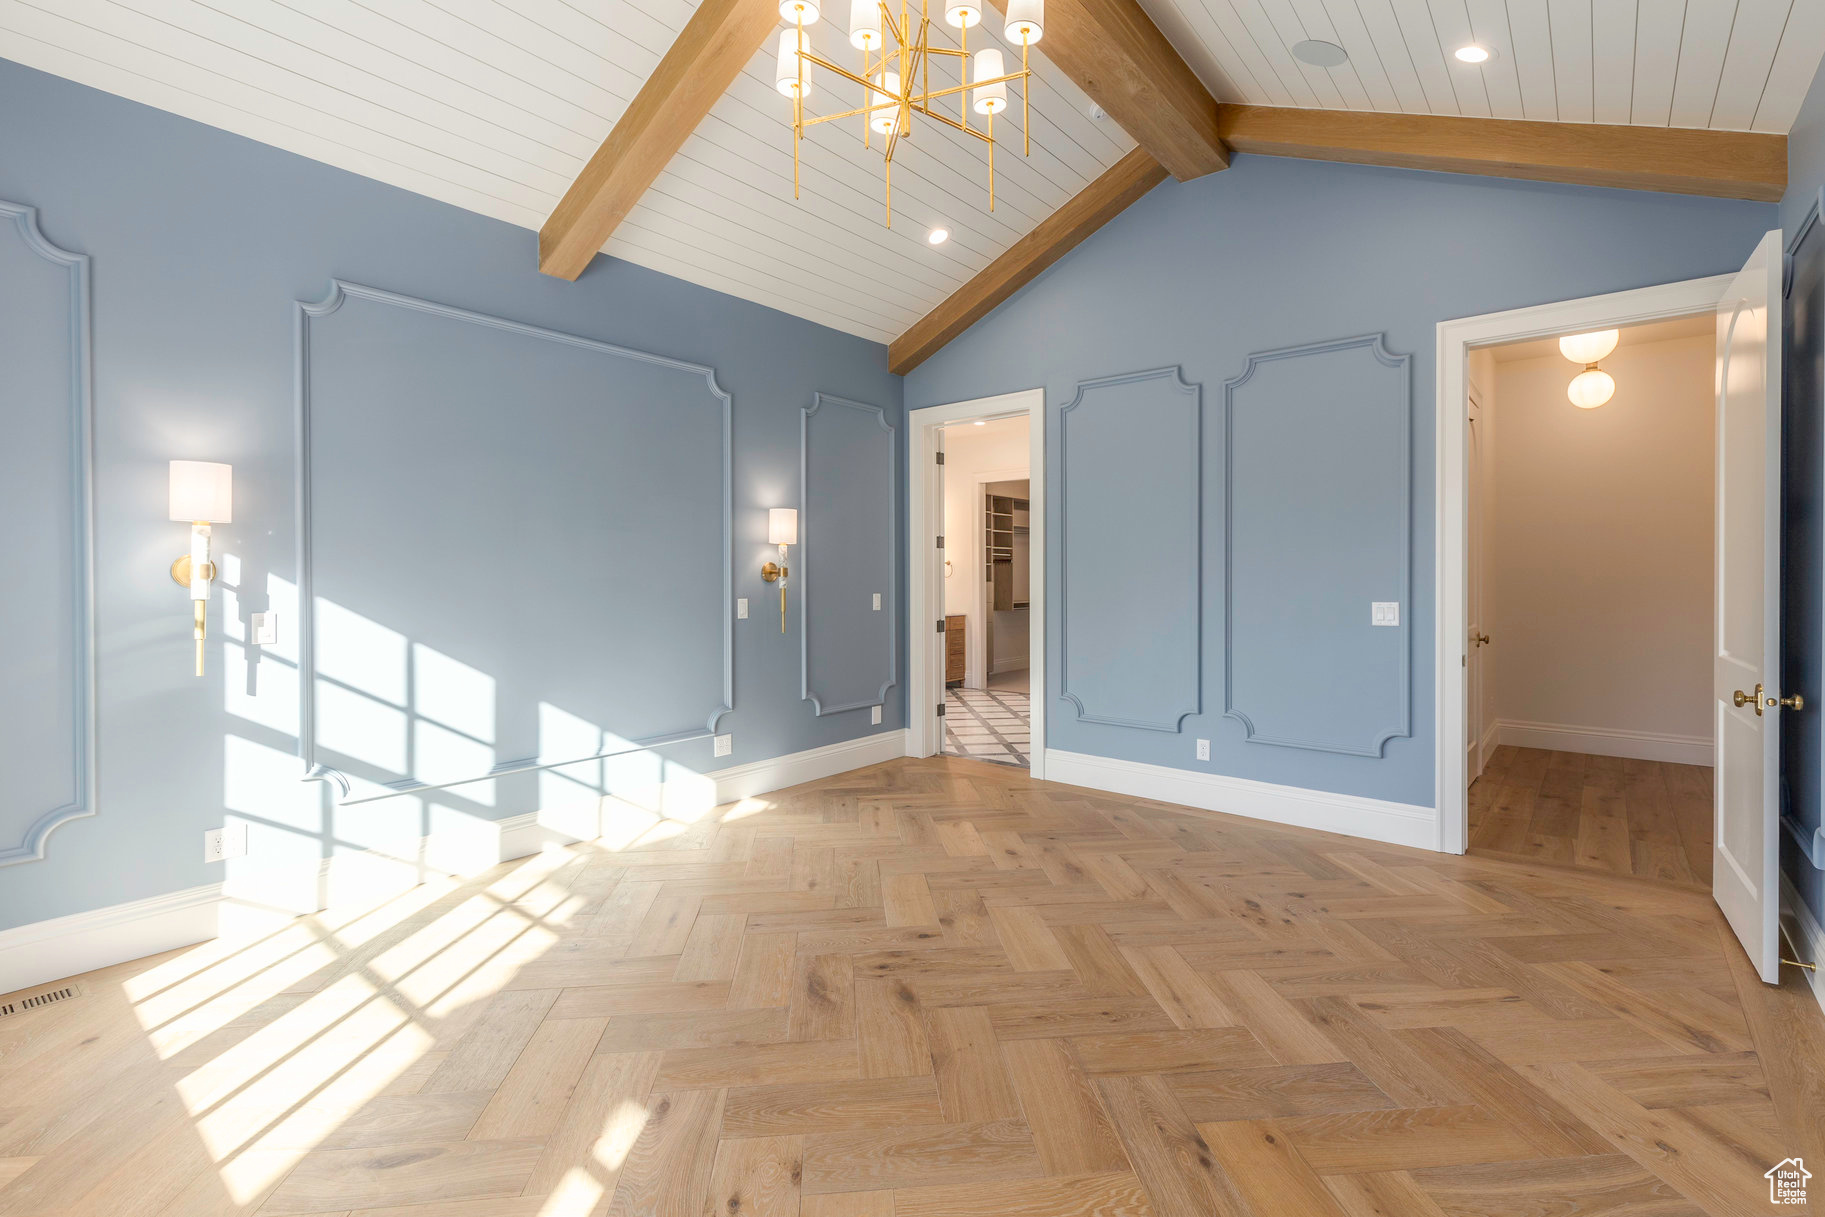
[762, 507, 797, 633]
[168, 460, 232, 677]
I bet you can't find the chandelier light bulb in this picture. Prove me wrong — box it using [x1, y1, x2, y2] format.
[1004, 0, 1043, 43]
[848, 0, 882, 47]
[1568, 367, 1615, 409]
[776, 28, 813, 97]
[870, 70, 903, 134]
[946, 0, 982, 26]
[1558, 328, 1620, 364]
[780, 0, 820, 22]
[972, 48, 1008, 114]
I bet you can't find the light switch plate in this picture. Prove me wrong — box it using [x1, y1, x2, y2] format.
[204, 822, 248, 863]
[871, 706, 882, 725]
[1195, 739, 1210, 761]
[872, 593, 881, 611]
[1372, 601, 1400, 627]
[251, 612, 278, 646]
[713, 734, 733, 758]
[736, 598, 748, 619]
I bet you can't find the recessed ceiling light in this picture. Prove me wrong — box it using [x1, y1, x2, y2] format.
[928, 227, 950, 245]
[1291, 39, 1348, 68]
[974, 420, 986, 426]
[1454, 44, 1493, 64]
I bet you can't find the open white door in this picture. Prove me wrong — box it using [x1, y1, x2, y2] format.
[1466, 385, 1488, 781]
[1714, 229, 1785, 984]
[929, 426, 948, 752]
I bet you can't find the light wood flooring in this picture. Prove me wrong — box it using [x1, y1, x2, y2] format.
[1470, 746, 1714, 886]
[2, 754, 1822, 1217]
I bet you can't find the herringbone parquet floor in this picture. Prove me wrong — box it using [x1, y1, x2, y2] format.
[2, 754, 1822, 1216]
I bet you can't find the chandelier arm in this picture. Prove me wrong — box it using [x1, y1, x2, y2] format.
[880, 6, 906, 49]
[922, 46, 969, 56]
[911, 103, 994, 141]
[907, 70, 1028, 103]
[800, 52, 882, 92]
[803, 97, 906, 127]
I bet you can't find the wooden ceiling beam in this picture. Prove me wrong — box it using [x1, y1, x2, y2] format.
[888, 146, 1167, 374]
[540, 0, 781, 280]
[1216, 105, 1787, 202]
[983, 0, 1227, 181]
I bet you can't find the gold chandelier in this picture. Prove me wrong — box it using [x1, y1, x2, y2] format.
[774, 0, 1045, 225]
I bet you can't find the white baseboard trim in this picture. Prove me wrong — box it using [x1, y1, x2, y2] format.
[1042, 749, 1438, 851]
[1779, 874, 1825, 1020]
[0, 729, 908, 998]
[1495, 719, 1713, 766]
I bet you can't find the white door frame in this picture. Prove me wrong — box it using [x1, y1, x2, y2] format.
[907, 388, 1046, 779]
[1434, 274, 1733, 853]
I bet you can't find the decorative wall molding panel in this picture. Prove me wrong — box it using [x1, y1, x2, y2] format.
[801, 393, 897, 715]
[0, 202, 94, 866]
[1059, 367, 1202, 732]
[1224, 334, 1411, 757]
[295, 280, 732, 799]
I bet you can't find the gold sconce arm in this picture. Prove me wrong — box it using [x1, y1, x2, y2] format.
[762, 552, 790, 633]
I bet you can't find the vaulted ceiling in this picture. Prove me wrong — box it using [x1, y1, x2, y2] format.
[2, 0, 1816, 362]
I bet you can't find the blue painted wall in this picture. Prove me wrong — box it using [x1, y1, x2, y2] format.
[908, 152, 1774, 807]
[1781, 57, 1825, 934]
[0, 58, 903, 931]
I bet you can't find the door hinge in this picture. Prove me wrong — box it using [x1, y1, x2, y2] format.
[936, 619, 946, 634]
[936, 703, 947, 717]
[935, 451, 945, 465]
[936, 535, 944, 549]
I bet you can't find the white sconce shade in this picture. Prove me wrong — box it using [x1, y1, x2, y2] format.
[1004, 0, 1043, 43]
[1559, 329, 1619, 364]
[769, 507, 799, 546]
[1568, 368, 1616, 409]
[972, 49, 1008, 114]
[849, 0, 882, 47]
[780, 0, 819, 22]
[945, 0, 982, 27]
[870, 71, 903, 133]
[169, 460, 233, 523]
[776, 28, 813, 97]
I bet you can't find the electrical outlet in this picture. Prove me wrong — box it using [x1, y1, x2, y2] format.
[736, 598, 749, 619]
[872, 593, 881, 611]
[1372, 601, 1400, 627]
[713, 733, 733, 758]
[871, 706, 882, 725]
[204, 822, 248, 863]
[251, 612, 278, 646]
[1195, 738, 1210, 761]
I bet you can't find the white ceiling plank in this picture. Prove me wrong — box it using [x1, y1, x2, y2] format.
[1312, 0, 1405, 110]
[1502, 0, 1562, 118]
[1422, 0, 1494, 116]
[1286, 0, 1378, 107]
[1253, 0, 1354, 106]
[1350, 0, 1436, 110]
[1753, 0, 1825, 130]
[1385, 0, 1466, 113]
[1589, 0, 1638, 123]
[417, 0, 680, 95]
[1459, 0, 1527, 116]
[1136, 0, 1278, 103]
[0, 0, 566, 209]
[1629, 0, 1684, 123]
[1546, 0, 1596, 122]
[1667, 0, 1737, 127]
[1710, 0, 1793, 129]
[0, 21, 550, 228]
[1225, 0, 1330, 103]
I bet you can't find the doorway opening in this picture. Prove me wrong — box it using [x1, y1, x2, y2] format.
[1464, 316, 1717, 885]
[1437, 233, 1790, 983]
[940, 417, 1031, 766]
[906, 389, 1046, 780]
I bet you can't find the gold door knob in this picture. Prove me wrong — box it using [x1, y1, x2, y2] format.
[1734, 685, 1765, 716]
[1472, 633, 1490, 646]
[1767, 692, 1806, 711]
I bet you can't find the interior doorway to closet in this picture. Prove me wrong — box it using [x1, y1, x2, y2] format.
[941, 414, 1031, 767]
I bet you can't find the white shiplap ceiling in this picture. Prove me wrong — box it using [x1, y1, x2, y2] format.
[1135, 0, 1825, 133]
[0, 0, 1132, 343]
